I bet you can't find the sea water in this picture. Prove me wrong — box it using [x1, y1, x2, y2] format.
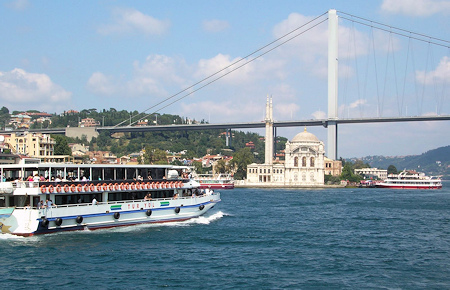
[1, 183, 450, 289]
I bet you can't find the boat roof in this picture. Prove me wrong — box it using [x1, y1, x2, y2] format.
[0, 163, 191, 170]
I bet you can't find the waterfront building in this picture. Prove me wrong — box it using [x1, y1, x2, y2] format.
[9, 114, 32, 129]
[324, 157, 342, 176]
[79, 118, 100, 127]
[355, 168, 387, 180]
[245, 97, 326, 187]
[3, 132, 55, 158]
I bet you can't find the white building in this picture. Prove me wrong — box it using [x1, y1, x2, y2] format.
[246, 97, 325, 187]
[354, 168, 387, 180]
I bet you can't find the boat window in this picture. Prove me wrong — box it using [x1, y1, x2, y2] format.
[55, 194, 102, 205]
[115, 168, 125, 180]
[8, 195, 30, 207]
[92, 168, 102, 181]
[108, 191, 158, 202]
[104, 168, 115, 180]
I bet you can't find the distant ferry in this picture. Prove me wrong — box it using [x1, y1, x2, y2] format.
[0, 163, 220, 236]
[193, 174, 234, 189]
[376, 170, 442, 189]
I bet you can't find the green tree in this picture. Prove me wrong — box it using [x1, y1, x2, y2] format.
[52, 135, 72, 155]
[193, 161, 204, 174]
[143, 146, 167, 164]
[231, 148, 254, 180]
[387, 165, 398, 175]
[0, 106, 10, 129]
[340, 162, 361, 182]
[215, 159, 228, 174]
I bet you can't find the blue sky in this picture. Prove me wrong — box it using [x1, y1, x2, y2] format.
[1, 0, 449, 159]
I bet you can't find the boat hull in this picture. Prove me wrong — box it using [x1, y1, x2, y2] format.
[199, 183, 234, 190]
[376, 184, 442, 189]
[1, 194, 220, 236]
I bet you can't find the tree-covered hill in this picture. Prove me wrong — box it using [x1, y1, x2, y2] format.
[358, 145, 450, 179]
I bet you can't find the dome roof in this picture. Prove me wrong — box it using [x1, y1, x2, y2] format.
[291, 128, 319, 142]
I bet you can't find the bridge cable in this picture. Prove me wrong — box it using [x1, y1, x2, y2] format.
[131, 18, 329, 127]
[440, 47, 450, 115]
[363, 23, 372, 118]
[381, 31, 395, 118]
[114, 12, 328, 127]
[351, 21, 363, 118]
[338, 11, 450, 47]
[419, 42, 432, 115]
[370, 25, 381, 117]
[339, 16, 449, 49]
[400, 36, 412, 116]
[340, 17, 353, 118]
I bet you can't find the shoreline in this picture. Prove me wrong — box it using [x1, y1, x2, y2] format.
[234, 184, 345, 189]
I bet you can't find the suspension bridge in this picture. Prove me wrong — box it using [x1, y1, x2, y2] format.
[2, 9, 449, 159]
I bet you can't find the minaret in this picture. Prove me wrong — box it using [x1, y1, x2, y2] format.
[264, 95, 273, 165]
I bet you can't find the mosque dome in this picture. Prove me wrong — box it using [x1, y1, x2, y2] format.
[291, 127, 319, 142]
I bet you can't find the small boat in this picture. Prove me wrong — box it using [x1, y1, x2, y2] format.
[0, 163, 220, 236]
[376, 170, 442, 189]
[193, 173, 234, 189]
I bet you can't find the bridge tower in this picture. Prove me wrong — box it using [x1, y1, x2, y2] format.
[265, 95, 274, 164]
[327, 9, 338, 160]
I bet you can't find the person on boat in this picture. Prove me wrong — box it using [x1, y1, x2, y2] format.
[47, 199, 56, 208]
[144, 194, 152, 201]
[38, 200, 45, 209]
[27, 174, 34, 181]
[92, 197, 98, 205]
[33, 174, 40, 182]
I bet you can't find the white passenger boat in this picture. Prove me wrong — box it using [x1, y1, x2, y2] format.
[0, 163, 220, 236]
[376, 170, 442, 189]
[193, 173, 234, 190]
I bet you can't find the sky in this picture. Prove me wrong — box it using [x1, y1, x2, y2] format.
[1, 0, 449, 159]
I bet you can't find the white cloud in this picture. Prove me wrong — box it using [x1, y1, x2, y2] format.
[4, 0, 29, 10]
[0, 68, 71, 111]
[86, 72, 117, 95]
[87, 54, 190, 100]
[98, 7, 170, 36]
[416, 56, 450, 85]
[202, 19, 230, 33]
[381, 0, 450, 16]
[349, 99, 367, 109]
[276, 103, 300, 120]
[312, 110, 326, 119]
[271, 12, 376, 79]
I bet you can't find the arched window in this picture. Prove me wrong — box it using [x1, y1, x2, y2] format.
[294, 157, 298, 167]
[302, 157, 306, 167]
[310, 157, 315, 167]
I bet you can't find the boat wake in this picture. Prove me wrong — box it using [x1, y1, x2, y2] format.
[0, 233, 24, 240]
[80, 211, 227, 234]
[184, 211, 225, 225]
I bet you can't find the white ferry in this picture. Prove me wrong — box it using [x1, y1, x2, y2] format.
[0, 163, 220, 236]
[376, 170, 442, 189]
[193, 174, 234, 190]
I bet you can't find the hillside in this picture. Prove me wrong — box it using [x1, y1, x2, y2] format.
[357, 145, 450, 179]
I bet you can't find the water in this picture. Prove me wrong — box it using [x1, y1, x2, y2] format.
[2, 184, 450, 289]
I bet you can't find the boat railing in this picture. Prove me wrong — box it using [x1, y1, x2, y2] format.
[26, 194, 216, 210]
[5, 179, 190, 190]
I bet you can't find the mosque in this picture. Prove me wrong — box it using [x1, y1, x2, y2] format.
[245, 97, 340, 187]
